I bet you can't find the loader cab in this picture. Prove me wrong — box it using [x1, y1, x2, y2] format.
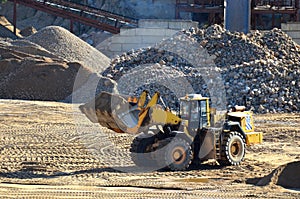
[180, 94, 210, 136]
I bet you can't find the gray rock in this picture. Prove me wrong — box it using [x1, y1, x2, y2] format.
[101, 25, 300, 113]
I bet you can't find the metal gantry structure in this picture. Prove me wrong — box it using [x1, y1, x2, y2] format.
[175, 0, 300, 29]
[251, 0, 299, 29]
[8, 0, 300, 35]
[175, 0, 224, 25]
[9, 0, 138, 34]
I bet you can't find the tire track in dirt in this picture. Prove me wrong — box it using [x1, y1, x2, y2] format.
[0, 100, 299, 198]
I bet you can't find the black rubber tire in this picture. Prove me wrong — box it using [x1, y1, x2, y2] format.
[218, 131, 246, 166]
[130, 136, 156, 168]
[158, 137, 193, 171]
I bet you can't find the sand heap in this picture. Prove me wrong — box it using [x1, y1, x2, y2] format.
[0, 38, 90, 101]
[251, 161, 300, 189]
[102, 25, 300, 113]
[27, 26, 110, 73]
[0, 26, 115, 102]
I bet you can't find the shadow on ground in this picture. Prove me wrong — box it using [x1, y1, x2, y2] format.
[0, 162, 225, 180]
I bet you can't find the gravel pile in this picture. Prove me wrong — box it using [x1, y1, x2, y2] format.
[0, 37, 90, 101]
[218, 28, 300, 113]
[27, 26, 110, 73]
[0, 25, 117, 102]
[102, 25, 300, 113]
[0, 36, 113, 102]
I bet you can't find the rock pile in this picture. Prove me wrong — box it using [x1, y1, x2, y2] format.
[27, 26, 110, 73]
[0, 38, 90, 101]
[102, 25, 300, 113]
[0, 26, 115, 102]
[216, 28, 300, 113]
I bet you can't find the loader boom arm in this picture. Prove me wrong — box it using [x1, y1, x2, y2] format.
[80, 91, 181, 135]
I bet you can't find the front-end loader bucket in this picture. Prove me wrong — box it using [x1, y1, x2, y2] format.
[79, 92, 140, 134]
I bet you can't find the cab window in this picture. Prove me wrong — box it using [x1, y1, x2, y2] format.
[200, 100, 208, 126]
[190, 101, 199, 122]
[200, 100, 207, 116]
[180, 101, 189, 119]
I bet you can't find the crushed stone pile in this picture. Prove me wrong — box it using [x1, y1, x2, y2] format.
[0, 38, 90, 101]
[102, 25, 300, 113]
[27, 26, 110, 73]
[0, 35, 115, 102]
[254, 161, 300, 189]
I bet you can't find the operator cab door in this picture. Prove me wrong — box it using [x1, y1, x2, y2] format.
[180, 100, 209, 135]
[188, 101, 200, 135]
[188, 100, 209, 136]
[199, 100, 209, 128]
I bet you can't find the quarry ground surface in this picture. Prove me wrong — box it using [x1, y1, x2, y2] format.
[0, 100, 299, 198]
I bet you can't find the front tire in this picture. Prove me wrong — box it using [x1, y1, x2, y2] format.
[130, 135, 155, 168]
[219, 131, 245, 166]
[159, 137, 193, 171]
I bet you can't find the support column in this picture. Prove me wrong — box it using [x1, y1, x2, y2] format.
[70, 19, 74, 33]
[13, 0, 17, 35]
[296, 0, 300, 21]
[175, 0, 180, 19]
[224, 0, 251, 33]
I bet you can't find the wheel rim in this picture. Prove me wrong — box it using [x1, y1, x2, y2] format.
[229, 139, 243, 161]
[171, 146, 186, 165]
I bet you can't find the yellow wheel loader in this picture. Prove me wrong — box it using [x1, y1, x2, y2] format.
[80, 91, 263, 171]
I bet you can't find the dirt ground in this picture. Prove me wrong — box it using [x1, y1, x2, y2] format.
[0, 99, 299, 198]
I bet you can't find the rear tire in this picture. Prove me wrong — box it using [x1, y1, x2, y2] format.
[219, 131, 245, 166]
